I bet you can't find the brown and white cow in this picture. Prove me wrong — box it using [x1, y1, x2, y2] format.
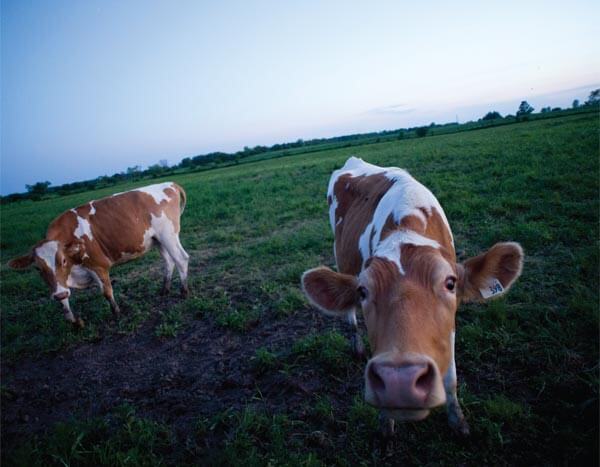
[301, 157, 523, 435]
[8, 182, 190, 328]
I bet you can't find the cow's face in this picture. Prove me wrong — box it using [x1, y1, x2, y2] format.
[302, 242, 523, 421]
[8, 240, 80, 302]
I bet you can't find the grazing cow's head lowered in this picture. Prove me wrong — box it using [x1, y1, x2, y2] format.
[301, 157, 523, 432]
[9, 239, 84, 303]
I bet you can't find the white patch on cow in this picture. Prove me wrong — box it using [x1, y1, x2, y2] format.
[135, 182, 174, 204]
[443, 330, 465, 428]
[54, 283, 70, 298]
[327, 157, 453, 267]
[35, 241, 58, 273]
[443, 331, 457, 392]
[89, 202, 96, 215]
[479, 278, 505, 299]
[60, 298, 75, 322]
[329, 195, 338, 232]
[373, 230, 440, 274]
[67, 265, 100, 289]
[336, 217, 343, 226]
[149, 211, 189, 283]
[74, 216, 93, 240]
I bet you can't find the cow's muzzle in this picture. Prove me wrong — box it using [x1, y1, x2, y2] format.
[364, 354, 445, 418]
[53, 291, 70, 301]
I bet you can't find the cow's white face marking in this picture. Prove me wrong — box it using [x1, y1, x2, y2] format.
[35, 241, 59, 273]
[74, 216, 93, 240]
[327, 157, 453, 270]
[374, 231, 440, 274]
[135, 182, 174, 204]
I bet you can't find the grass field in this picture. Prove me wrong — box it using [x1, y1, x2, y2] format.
[1, 112, 598, 465]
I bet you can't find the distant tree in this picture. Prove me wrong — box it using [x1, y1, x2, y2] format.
[516, 101, 534, 121]
[517, 101, 534, 116]
[180, 157, 192, 168]
[159, 159, 169, 168]
[585, 89, 599, 106]
[415, 126, 428, 137]
[482, 111, 502, 120]
[572, 99, 580, 109]
[540, 107, 552, 113]
[552, 107, 561, 112]
[397, 131, 405, 140]
[26, 181, 51, 196]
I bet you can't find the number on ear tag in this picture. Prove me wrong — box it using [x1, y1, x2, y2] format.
[479, 278, 504, 299]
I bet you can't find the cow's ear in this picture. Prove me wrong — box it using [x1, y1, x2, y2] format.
[301, 266, 359, 316]
[459, 242, 524, 302]
[8, 253, 34, 270]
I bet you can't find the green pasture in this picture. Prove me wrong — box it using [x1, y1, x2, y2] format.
[1, 112, 598, 465]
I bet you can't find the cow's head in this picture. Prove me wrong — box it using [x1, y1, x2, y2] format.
[8, 240, 84, 304]
[302, 241, 523, 421]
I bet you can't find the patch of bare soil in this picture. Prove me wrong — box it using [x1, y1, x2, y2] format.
[1, 303, 359, 451]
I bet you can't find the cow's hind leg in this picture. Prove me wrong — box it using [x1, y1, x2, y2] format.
[158, 243, 175, 295]
[348, 309, 365, 358]
[159, 233, 190, 297]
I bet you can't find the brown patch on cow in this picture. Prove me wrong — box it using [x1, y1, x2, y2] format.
[333, 173, 394, 276]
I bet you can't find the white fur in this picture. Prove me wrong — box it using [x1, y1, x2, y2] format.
[89, 202, 96, 215]
[74, 216, 93, 240]
[148, 212, 188, 283]
[35, 241, 58, 273]
[135, 182, 174, 204]
[374, 230, 440, 274]
[327, 157, 453, 271]
[112, 182, 175, 205]
[67, 265, 101, 289]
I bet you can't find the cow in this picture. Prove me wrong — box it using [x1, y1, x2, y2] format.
[7, 182, 190, 328]
[301, 157, 523, 435]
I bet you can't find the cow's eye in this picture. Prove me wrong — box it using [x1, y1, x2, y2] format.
[357, 286, 368, 302]
[445, 276, 457, 292]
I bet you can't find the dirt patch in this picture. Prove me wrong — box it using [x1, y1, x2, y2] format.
[1, 303, 360, 449]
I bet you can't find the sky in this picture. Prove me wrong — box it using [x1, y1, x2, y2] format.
[1, 0, 599, 195]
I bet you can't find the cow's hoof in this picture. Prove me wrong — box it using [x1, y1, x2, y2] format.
[351, 334, 365, 359]
[180, 287, 189, 298]
[73, 318, 85, 330]
[160, 286, 170, 296]
[450, 418, 470, 437]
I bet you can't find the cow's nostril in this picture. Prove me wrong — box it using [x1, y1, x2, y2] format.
[415, 362, 434, 394]
[368, 363, 386, 393]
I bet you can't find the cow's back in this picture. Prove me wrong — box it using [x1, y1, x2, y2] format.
[47, 182, 184, 265]
[327, 158, 454, 276]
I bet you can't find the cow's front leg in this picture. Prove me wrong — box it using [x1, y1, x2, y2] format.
[444, 331, 470, 436]
[94, 268, 120, 316]
[60, 298, 84, 329]
[347, 309, 365, 358]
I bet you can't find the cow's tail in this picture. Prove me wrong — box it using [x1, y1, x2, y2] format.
[174, 183, 187, 215]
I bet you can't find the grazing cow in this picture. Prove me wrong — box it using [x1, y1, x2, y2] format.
[301, 157, 523, 435]
[8, 182, 190, 328]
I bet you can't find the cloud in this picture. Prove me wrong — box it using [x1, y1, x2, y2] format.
[366, 103, 416, 115]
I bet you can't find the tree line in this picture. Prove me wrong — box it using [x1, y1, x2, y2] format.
[3, 89, 598, 204]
